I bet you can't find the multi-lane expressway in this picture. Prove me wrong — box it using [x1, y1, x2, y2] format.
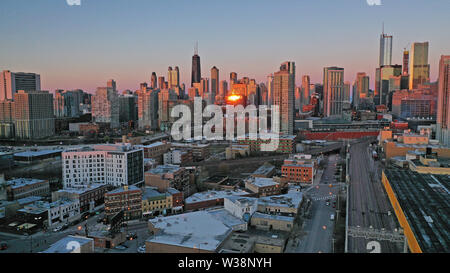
[346, 140, 403, 253]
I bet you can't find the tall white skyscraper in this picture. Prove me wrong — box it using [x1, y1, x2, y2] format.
[379, 29, 393, 67]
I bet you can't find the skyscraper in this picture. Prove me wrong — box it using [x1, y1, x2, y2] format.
[379, 65, 402, 105]
[53, 90, 82, 118]
[353, 72, 369, 107]
[323, 67, 344, 117]
[273, 62, 295, 135]
[168, 66, 180, 88]
[230, 72, 238, 84]
[137, 83, 159, 131]
[301, 75, 311, 106]
[158, 77, 165, 91]
[151, 72, 158, 89]
[437, 55, 450, 147]
[14, 90, 55, 139]
[343, 81, 351, 102]
[92, 84, 119, 129]
[379, 30, 393, 67]
[409, 42, 430, 90]
[107, 79, 117, 92]
[403, 50, 409, 76]
[191, 45, 201, 87]
[211, 66, 219, 104]
[0, 70, 41, 101]
[219, 80, 228, 98]
[267, 74, 274, 106]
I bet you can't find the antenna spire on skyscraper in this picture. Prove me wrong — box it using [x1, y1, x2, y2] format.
[195, 41, 198, 55]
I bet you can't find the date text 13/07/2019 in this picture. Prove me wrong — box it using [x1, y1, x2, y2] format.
[178, 257, 272, 271]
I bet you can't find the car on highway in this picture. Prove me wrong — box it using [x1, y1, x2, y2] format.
[0, 242, 8, 250]
[326, 201, 330, 206]
[330, 214, 335, 221]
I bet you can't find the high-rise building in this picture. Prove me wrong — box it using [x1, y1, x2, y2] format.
[137, 83, 159, 131]
[62, 144, 144, 188]
[437, 55, 450, 147]
[191, 47, 201, 87]
[247, 80, 259, 106]
[0, 100, 15, 139]
[343, 81, 351, 102]
[301, 75, 311, 107]
[199, 78, 209, 99]
[158, 77, 165, 91]
[0, 70, 41, 101]
[158, 89, 178, 127]
[92, 83, 119, 128]
[259, 83, 268, 105]
[151, 72, 158, 89]
[219, 80, 228, 98]
[211, 66, 219, 104]
[355, 72, 370, 100]
[14, 90, 55, 139]
[403, 50, 409, 76]
[267, 74, 274, 106]
[230, 72, 238, 84]
[323, 67, 344, 117]
[273, 62, 295, 135]
[119, 94, 138, 123]
[379, 65, 402, 105]
[168, 67, 173, 88]
[107, 79, 117, 91]
[168, 66, 180, 88]
[53, 90, 83, 118]
[409, 42, 430, 90]
[295, 87, 302, 110]
[379, 31, 393, 67]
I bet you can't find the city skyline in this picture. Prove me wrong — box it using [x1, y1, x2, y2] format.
[1, 0, 450, 92]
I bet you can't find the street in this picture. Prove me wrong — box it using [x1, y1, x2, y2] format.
[347, 141, 402, 253]
[293, 154, 340, 253]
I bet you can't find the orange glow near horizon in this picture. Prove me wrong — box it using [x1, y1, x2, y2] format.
[226, 94, 242, 102]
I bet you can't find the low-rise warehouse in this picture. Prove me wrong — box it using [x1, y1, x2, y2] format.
[382, 169, 450, 253]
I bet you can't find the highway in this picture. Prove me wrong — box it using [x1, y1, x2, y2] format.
[347, 140, 402, 253]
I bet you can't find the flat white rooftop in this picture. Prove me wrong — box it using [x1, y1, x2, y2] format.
[147, 211, 232, 251]
[185, 189, 250, 204]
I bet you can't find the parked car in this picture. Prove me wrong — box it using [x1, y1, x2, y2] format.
[53, 226, 62, 232]
[137, 245, 146, 253]
[0, 242, 8, 250]
[326, 201, 330, 206]
[114, 245, 127, 250]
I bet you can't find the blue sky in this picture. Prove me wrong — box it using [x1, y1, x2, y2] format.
[1, 0, 449, 92]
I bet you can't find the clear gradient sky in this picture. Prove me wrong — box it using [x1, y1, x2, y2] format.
[1, 0, 449, 93]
